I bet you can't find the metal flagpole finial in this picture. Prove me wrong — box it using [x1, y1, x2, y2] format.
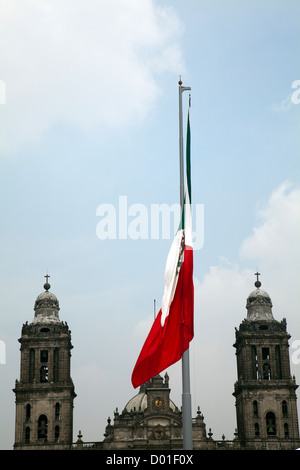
[178, 75, 182, 86]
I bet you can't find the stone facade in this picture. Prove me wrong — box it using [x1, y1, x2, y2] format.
[74, 374, 231, 450]
[74, 374, 241, 450]
[102, 374, 213, 450]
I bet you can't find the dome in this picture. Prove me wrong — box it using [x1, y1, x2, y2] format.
[124, 390, 178, 413]
[246, 280, 274, 322]
[124, 391, 148, 413]
[247, 288, 272, 306]
[32, 278, 61, 324]
[124, 375, 178, 413]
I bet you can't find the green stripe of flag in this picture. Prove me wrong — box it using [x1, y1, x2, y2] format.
[186, 105, 191, 205]
[179, 103, 191, 231]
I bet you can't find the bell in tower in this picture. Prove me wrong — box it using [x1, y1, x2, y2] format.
[233, 274, 300, 450]
[13, 276, 76, 450]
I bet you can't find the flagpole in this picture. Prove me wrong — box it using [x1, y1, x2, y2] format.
[178, 77, 192, 450]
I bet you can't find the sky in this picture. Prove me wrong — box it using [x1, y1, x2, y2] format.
[0, 0, 300, 450]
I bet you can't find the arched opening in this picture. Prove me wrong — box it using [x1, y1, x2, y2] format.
[55, 402, 61, 420]
[25, 426, 30, 444]
[251, 346, 258, 379]
[263, 363, 271, 380]
[266, 412, 276, 436]
[55, 425, 60, 442]
[253, 400, 259, 417]
[26, 403, 31, 420]
[40, 365, 49, 383]
[282, 400, 288, 417]
[38, 414, 48, 441]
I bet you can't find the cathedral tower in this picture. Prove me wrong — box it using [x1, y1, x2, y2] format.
[13, 276, 76, 450]
[233, 274, 300, 450]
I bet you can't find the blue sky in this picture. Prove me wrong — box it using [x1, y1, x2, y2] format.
[0, 0, 300, 449]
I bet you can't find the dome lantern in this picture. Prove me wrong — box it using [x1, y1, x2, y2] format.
[246, 273, 274, 322]
[32, 274, 60, 324]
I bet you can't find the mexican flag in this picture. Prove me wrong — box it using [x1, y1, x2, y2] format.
[131, 106, 194, 389]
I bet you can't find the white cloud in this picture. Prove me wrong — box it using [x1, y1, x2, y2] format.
[0, 0, 184, 154]
[192, 182, 300, 359]
[240, 182, 300, 279]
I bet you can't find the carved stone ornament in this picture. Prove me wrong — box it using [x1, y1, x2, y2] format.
[152, 425, 165, 440]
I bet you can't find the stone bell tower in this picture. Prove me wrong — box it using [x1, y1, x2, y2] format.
[233, 274, 300, 450]
[13, 276, 76, 450]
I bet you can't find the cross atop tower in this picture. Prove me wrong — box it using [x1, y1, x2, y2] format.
[44, 274, 51, 291]
[254, 271, 261, 288]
